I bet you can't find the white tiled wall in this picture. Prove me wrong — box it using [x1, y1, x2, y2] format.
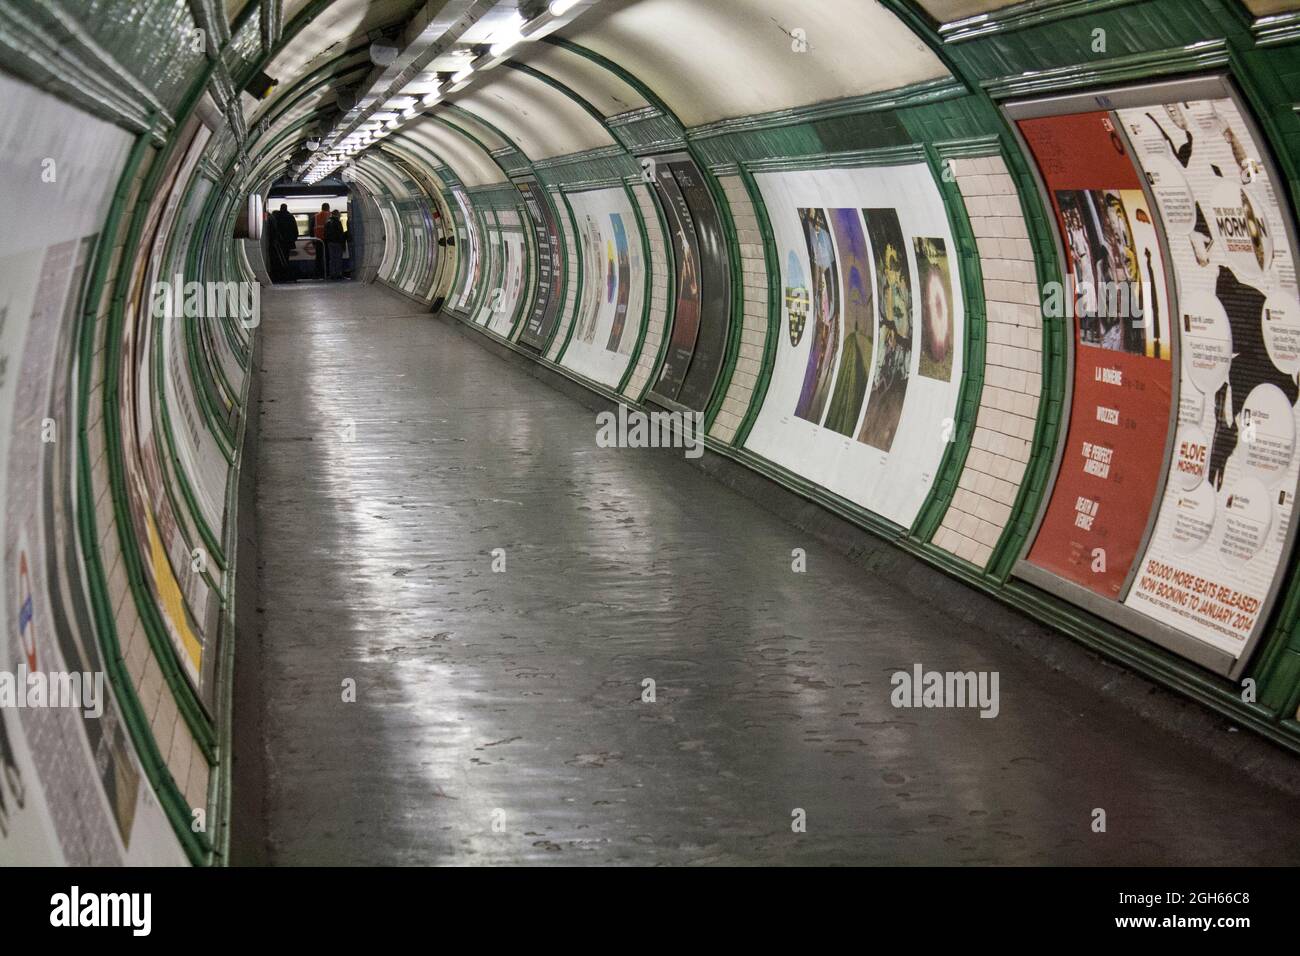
[932, 154, 1044, 568]
[708, 174, 769, 444]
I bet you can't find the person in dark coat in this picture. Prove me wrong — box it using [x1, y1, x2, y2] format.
[325, 210, 347, 280]
[271, 203, 299, 282]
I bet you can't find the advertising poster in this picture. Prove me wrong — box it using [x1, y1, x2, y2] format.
[450, 187, 479, 313]
[516, 178, 565, 351]
[915, 237, 956, 382]
[671, 161, 732, 412]
[487, 217, 527, 338]
[1018, 111, 1175, 599]
[1115, 97, 1300, 659]
[794, 208, 841, 424]
[606, 212, 633, 354]
[558, 188, 646, 389]
[574, 206, 604, 346]
[0, 75, 185, 864]
[823, 208, 874, 437]
[648, 161, 700, 401]
[747, 164, 965, 527]
[859, 208, 915, 452]
[473, 216, 502, 327]
[122, 119, 221, 706]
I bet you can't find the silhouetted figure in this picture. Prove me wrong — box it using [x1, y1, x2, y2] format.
[315, 202, 330, 278]
[271, 202, 298, 283]
[325, 210, 346, 280]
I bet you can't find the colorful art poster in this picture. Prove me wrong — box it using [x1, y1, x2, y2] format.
[747, 164, 964, 527]
[915, 237, 955, 382]
[823, 208, 875, 437]
[1018, 110, 1174, 600]
[605, 213, 632, 354]
[794, 208, 841, 424]
[559, 188, 645, 389]
[859, 208, 914, 452]
[516, 178, 565, 351]
[1116, 97, 1300, 659]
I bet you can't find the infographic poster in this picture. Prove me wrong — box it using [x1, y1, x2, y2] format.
[747, 163, 965, 527]
[1018, 110, 1174, 600]
[559, 188, 646, 389]
[516, 178, 565, 351]
[648, 156, 731, 411]
[1116, 97, 1300, 659]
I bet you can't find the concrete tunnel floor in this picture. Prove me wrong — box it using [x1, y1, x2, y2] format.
[239, 280, 1300, 866]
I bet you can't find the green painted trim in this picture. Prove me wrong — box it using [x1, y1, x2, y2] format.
[504, 61, 611, 130]
[542, 37, 681, 127]
[908, 143, 987, 544]
[730, 169, 781, 449]
[688, 77, 966, 141]
[75, 127, 213, 866]
[551, 191, 584, 365]
[106, 135, 219, 765]
[1252, 10, 1300, 46]
[744, 142, 929, 175]
[699, 164, 745, 433]
[937, 0, 1145, 43]
[980, 40, 1231, 100]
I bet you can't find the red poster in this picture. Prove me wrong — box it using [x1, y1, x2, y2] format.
[1019, 112, 1175, 598]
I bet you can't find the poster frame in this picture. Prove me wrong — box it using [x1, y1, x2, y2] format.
[1004, 73, 1300, 678]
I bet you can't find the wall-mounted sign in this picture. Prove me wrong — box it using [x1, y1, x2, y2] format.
[646, 154, 732, 412]
[516, 177, 565, 351]
[1008, 75, 1300, 677]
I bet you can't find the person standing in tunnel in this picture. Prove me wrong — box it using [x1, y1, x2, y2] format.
[315, 202, 331, 279]
[325, 209, 346, 280]
[272, 202, 298, 283]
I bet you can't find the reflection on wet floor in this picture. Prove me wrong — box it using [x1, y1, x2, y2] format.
[249, 281, 1300, 865]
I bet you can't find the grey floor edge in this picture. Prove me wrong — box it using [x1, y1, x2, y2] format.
[243, 280, 1300, 866]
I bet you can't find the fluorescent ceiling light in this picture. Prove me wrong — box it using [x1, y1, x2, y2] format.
[489, 13, 525, 56]
[549, 0, 581, 15]
[450, 64, 474, 84]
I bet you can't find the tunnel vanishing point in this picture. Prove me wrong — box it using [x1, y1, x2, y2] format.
[4, 0, 1300, 869]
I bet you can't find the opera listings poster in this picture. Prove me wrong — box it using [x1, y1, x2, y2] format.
[1018, 110, 1174, 600]
[1118, 97, 1300, 657]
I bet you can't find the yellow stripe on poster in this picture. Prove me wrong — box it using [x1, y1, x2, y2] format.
[145, 513, 203, 673]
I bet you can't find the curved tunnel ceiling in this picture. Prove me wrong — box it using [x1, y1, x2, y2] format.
[234, 0, 959, 193]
